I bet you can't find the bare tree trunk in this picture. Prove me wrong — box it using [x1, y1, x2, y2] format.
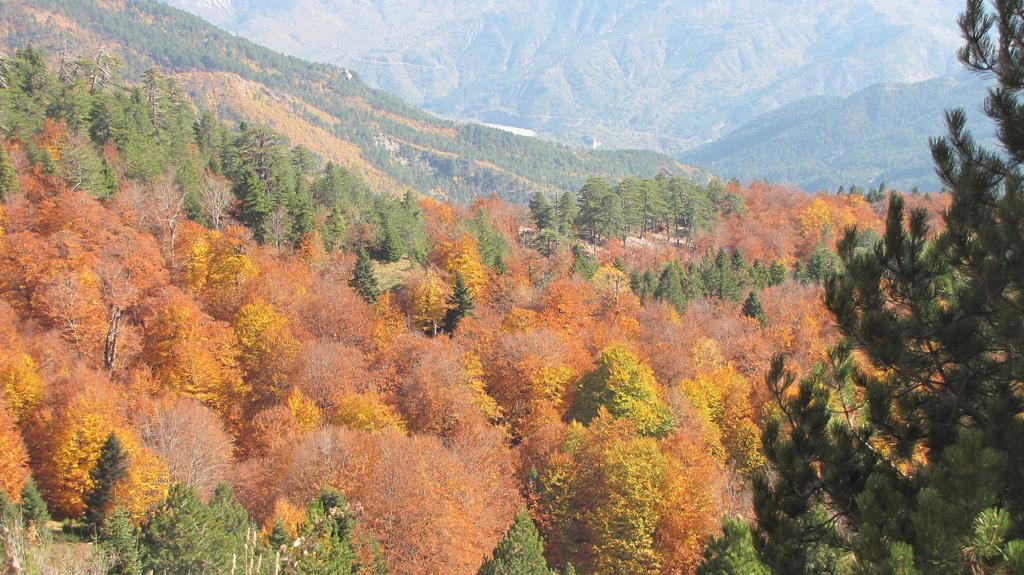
[103, 304, 122, 371]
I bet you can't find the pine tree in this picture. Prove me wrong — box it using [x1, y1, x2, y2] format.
[269, 520, 291, 551]
[654, 262, 686, 313]
[99, 157, 117, 198]
[696, 517, 769, 575]
[19, 478, 49, 535]
[478, 509, 551, 575]
[576, 177, 611, 243]
[768, 260, 787, 286]
[805, 246, 841, 283]
[234, 167, 270, 242]
[741, 291, 766, 327]
[571, 245, 598, 279]
[379, 220, 404, 263]
[443, 272, 475, 334]
[555, 190, 578, 237]
[142, 483, 265, 574]
[84, 433, 128, 532]
[529, 192, 553, 231]
[0, 490, 18, 526]
[0, 145, 18, 200]
[747, 3, 1024, 571]
[350, 249, 381, 304]
[323, 205, 347, 252]
[100, 509, 142, 575]
[295, 488, 359, 575]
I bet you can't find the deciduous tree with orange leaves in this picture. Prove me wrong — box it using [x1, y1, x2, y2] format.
[0, 398, 29, 499]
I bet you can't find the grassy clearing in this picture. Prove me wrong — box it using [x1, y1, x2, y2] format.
[373, 258, 420, 291]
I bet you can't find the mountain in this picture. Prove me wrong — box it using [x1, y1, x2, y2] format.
[682, 73, 994, 192]
[159, 0, 966, 155]
[0, 0, 694, 204]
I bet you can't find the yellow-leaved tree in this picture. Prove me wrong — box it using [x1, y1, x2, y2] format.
[411, 269, 447, 336]
[571, 344, 674, 438]
[433, 234, 487, 299]
[142, 292, 248, 423]
[330, 393, 406, 432]
[110, 443, 171, 523]
[27, 380, 168, 519]
[0, 398, 29, 499]
[679, 338, 764, 474]
[538, 414, 667, 574]
[798, 197, 833, 246]
[183, 227, 258, 320]
[0, 350, 45, 424]
[234, 300, 301, 408]
[286, 386, 322, 432]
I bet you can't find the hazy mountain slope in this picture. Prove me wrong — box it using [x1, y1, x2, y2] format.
[160, 0, 965, 154]
[683, 74, 994, 192]
[0, 0, 694, 203]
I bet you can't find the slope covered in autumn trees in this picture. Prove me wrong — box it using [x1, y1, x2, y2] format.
[0, 39, 957, 573]
[0, 0, 696, 206]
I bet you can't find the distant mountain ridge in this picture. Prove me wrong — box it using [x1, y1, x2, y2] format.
[160, 0, 966, 155]
[683, 73, 994, 192]
[0, 0, 694, 204]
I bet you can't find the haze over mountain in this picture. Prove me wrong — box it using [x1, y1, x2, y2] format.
[163, 0, 966, 156]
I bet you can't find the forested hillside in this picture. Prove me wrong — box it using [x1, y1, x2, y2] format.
[0, 0, 693, 205]
[3, 0, 1024, 574]
[0, 40, 949, 574]
[684, 73, 993, 192]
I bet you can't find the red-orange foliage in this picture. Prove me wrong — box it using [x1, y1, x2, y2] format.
[282, 426, 519, 575]
[0, 398, 29, 500]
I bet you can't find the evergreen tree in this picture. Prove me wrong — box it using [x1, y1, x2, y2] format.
[478, 509, 551, 575]
[576, 177, 611, 243]
[529, 192, 553, 231]
[234, 167, 270, 242]
[323, 205, 347, 252]
[599, 180, 626, 240]
[0, 490, 18, 527]
[378, 219, 404, 263]
[19, 478, 49, 535]
[654, 262, 687, 313]
[555, 190, 578, 237]
[696, 517, 769, 575]
[99, 157, 117, 198]
[295, 488, 360, 575]
[615, 178, 644, 239]
[350, 249, 381, 304]
[571, 245, 598, 279]
[629, 270, 643, 298]
[768, 260, 787, 286]
[805, 246, 842, 283]
[142, 483, 265, 574]
[741, 291, 766, 327]
[268, 520, 291, 551]
[641, 270, 657, 302]
[443, 272, 475, 334]
[747, 3, 1024, 571]
[85, 433, 128, 532]
[701, 249, 743, 302]
[0, 145, 18, 200]
[100, 509, 142, 575]
[683, 263, 706, 301]
[533, 228, 561, 258]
